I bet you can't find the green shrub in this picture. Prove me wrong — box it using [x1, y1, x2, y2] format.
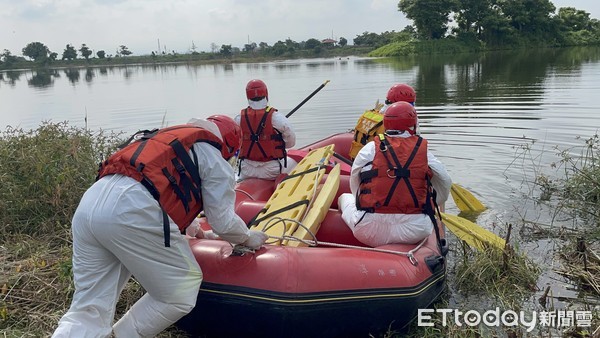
[0, 121, 121, 239]
[369, 41, 416, 57]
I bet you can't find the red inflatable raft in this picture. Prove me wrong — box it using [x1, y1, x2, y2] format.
[177, 132, 448, 338]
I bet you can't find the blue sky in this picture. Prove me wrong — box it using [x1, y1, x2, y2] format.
[1, 0, 599, 57]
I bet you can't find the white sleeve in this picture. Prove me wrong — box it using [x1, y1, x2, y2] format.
[192, 142, 249, 244]
[271, 111, 296, 148]
[427, 151, 452, 205]
[350, 142, 375, 195]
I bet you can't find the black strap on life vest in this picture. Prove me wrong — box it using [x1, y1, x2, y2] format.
[138, 172, 172, 247]
[379, 135, 423, 208]
[423, 176, 446, 256]
[117, 129, 159, 150]
[243, 108, 270, 159]
[272, 126, 286, 168]
[127, 136, 206, 247]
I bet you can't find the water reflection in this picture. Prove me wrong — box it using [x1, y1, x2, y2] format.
[273, 63, 301, 71]
[27, 69, 60, 88]
[1, 47, 598, 90]
[64, 68, 80, 84]
[0, 70, 22, 86]
[85, 68, 95, 83]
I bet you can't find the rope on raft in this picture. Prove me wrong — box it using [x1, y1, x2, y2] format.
[249, 216, 427, 266]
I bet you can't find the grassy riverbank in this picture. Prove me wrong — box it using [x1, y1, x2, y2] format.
[0, 122, 597, 337]
[0, 45, 373, 72]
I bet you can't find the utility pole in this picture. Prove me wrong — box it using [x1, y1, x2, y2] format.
[157, 38, 161, 54]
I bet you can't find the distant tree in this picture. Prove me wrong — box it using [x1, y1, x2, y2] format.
[22, 42, 50, 62]
[353, 32, 383, 46]
[558, 7, 592, 31]
[119, 45, 132, 56]
[271, 41, 287, 56]
[79, 44, 92, 59]
[285, 38, 300, 51]
[96, 50, 106, 59]
[304, 38, 322, 49]
[220, 44, 232, 56]
[258, 42, 270, 50]
[338, 37, 348, 47]
[1, 49, 20, 67]
[500, 0, 556, 35]
[401, 25, 418, 38]
[210, 42, 219, 53]
[476, 5, 514, 45]
[49, 52, 58, 61]
[397, 0, 456, 39]
[62, 44, 77, 60]
[243, 42, 257, 52]
[454, 0, 494, 36]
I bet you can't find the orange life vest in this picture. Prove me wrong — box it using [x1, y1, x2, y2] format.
[96, 125, 224, 246]
[357, 134, 432, 214]
[239, 106, 286, 161]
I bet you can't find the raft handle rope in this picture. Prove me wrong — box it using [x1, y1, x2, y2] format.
[248, 216, 426, 266]
[234, 188, 255, 201]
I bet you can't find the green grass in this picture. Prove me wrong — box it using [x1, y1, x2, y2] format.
[0, 122, 120, 240]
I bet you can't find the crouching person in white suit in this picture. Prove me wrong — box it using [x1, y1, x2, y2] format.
[52, 115, 268, 338]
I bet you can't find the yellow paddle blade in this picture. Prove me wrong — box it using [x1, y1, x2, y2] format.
[451, 183, 487, 213]
[440, 213, 505, 251]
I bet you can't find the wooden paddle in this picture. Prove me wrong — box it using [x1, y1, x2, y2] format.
[440, 212, 506, 251]
[450, 183, 487, 213]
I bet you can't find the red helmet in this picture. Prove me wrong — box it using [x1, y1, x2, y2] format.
[207, 115, 242, 159]
[386, 83, 416, 104]
[246, 79, 268, 100]
[383, 102, 418, 134]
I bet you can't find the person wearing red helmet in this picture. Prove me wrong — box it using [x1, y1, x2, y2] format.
[349, 83, 418, 160]
[52, 116, 267, 338]
[339, 102, 452, 247]
[234, 79, 296, 180]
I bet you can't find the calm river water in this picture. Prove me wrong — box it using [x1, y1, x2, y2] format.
[2, 46, 600, 322]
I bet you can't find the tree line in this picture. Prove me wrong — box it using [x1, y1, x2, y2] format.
[0, 43, 133, 68]
[0, 36, 354, 70]
[397, 0, 600, 46]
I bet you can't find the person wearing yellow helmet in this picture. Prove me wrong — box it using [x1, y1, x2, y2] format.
[348, 83, 418, 160]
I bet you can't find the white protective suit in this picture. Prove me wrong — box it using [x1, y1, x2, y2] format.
[338, 131, 452, 247]
[234, 98, 297, 180]
[52, 120, 257, 338]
